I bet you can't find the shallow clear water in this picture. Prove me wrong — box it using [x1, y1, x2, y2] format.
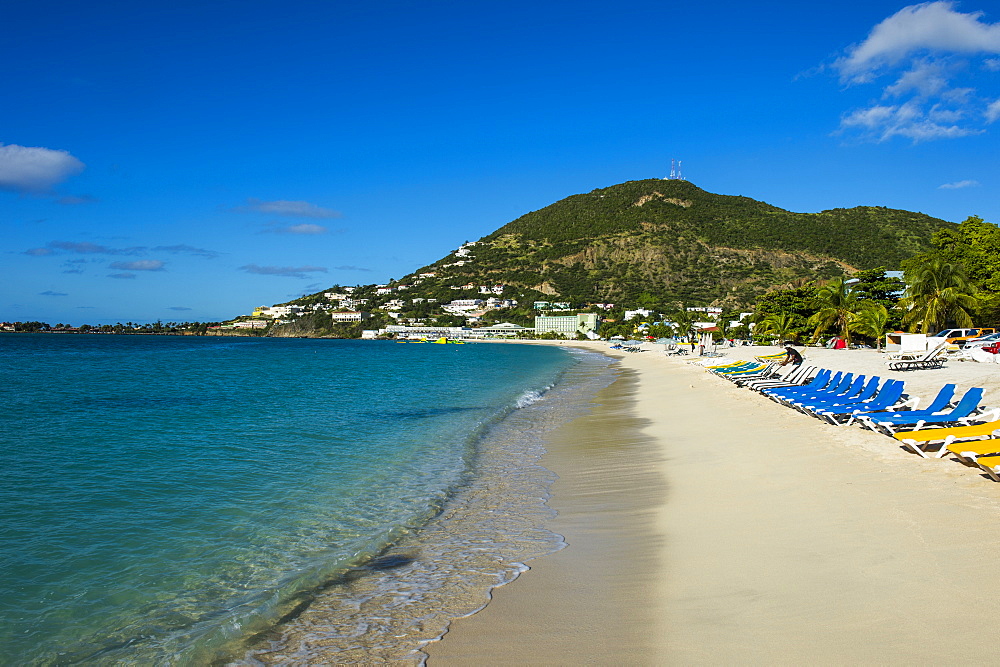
[0, 334, 595, 664]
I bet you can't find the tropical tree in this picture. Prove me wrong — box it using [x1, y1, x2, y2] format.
[808, 276, 863, 345]
[756, 311, 798, 344]
[850, 302, 890, 350]
[668, 308, 699, 351]
[898, 258, 979, 333]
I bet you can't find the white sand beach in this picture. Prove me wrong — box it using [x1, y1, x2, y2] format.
[427, 342, 1000, 664]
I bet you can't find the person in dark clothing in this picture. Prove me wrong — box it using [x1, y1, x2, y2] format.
[781, 344, 803, 366]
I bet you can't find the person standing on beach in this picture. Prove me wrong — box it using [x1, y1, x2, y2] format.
[781, 344, 803, 366]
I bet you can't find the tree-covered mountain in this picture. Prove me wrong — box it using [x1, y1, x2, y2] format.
[267, 179, 953, 331]
[403, 179, 951, 309]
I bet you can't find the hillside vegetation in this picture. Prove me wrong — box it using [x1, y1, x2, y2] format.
[409, 179, 951, 308]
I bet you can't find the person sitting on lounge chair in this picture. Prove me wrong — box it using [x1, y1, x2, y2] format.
[781, 344, 803, 366]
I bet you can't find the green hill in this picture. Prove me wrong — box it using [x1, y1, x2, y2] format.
[407, 179, 951, 308]
[271, 179, 953, 331]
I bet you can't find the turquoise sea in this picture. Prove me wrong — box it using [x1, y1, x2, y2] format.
[0, 334, 615, 664]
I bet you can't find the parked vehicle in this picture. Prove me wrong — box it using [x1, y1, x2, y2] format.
[961, 331, 1000, 350]
[928, 328, 998, 346]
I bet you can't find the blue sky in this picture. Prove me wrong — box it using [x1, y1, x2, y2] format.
[4, 0, 999, 324]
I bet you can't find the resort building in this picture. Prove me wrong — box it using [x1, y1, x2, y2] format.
[231, 320, 269, 329]
[442, 299, 484, 314]
[330, 311, 369, 323]
[534, 313, 599, 337]
[384, 323, 530, 339]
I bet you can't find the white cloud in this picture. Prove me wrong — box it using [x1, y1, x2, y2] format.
[239, 264, 328, 279]
[263, 222, 328, 235]
[234, 198, 342, 219]
[0, 143, 85, 193]
[830, 2, 1000, 143]
[987, 99, 1000, 123]
[839, 100, 980, 142]
[109, 260, 165, 271]
[836, 2, 1000, 81]
[883, 59, 951, 98]
[939, 179, 981, 189]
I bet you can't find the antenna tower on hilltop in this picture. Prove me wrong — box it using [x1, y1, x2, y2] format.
[667, 159, 685, 180]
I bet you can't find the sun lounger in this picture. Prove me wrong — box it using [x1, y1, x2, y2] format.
[741, 365, 818, 391]
[732, 363, 790, 387]
[793, 376, 883, 413]
[856, 383, 955, 430]
[720, 363, 778, 382]
[894, 420, 1000, 458]
[812, 380, 907, 425]
[709, 362, 761, 374]
[769, 372, 853, 406]
[761, 370, 839, 401]
[789, 375, 877, 412]
[861, 387, 986, 434]
[713, 362, 771, 376]
[887, 343, 948, 371]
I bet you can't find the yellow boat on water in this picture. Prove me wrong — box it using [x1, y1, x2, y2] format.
[398, 337, 465, 344]
[432, 337, 465, 344]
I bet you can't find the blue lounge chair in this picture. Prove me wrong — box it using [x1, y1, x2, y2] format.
[814, 380, 907, 425]
[769, 372, 852, 405]
[761, 370, 837, 400]
[788, 374, 871, 411]
[793, 376, 882, 413]
[861, 387, 986, 434]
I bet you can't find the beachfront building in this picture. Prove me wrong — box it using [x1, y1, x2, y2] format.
[330, 311, 369, 323]
[384, 323, 530, 339]
[534, 313, 599, 337]
[231, 320, 269, 329]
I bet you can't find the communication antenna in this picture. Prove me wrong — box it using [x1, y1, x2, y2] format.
[668, 159, 676, 180]
[677, 160, 684, 181]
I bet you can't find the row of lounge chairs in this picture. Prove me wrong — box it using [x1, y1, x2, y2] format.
[697, 357, 1000, 480]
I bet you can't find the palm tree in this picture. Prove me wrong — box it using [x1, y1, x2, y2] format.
[669, 309, 699, 351]
[808, 276, 862, 345]
[757, 311, 797, 344]
[850, 302, 890, 350]
[898, 258, 979, 334]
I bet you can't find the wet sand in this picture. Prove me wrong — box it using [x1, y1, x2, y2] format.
[426, 366, 667, 663]
[428, 342, 1000, 664]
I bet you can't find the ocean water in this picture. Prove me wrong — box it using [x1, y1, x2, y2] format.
[0, 334, 615, 664]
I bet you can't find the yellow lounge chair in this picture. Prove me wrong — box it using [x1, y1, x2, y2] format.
[945, 439, 1000, 463]
[895, 420, 1000, 458]
[973, 454, 1000, 481]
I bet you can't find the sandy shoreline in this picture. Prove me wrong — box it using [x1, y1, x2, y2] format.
[427, 341, 1000, 663]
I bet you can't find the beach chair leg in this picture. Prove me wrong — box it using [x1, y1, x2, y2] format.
[934, 435, 957, 459]
[898, 439, 930, 458]
[983, 465, 1000, 482]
